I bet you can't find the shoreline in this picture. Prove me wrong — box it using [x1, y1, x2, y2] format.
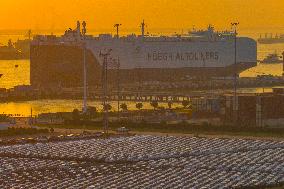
[35, 124, 284, 140]
[59, 128, 284, 141]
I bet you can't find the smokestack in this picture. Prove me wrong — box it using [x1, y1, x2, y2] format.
[77, 21, 81, 37]
[82, 21, 87, 36]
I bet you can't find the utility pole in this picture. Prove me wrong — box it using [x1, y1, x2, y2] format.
[100, 49, 112, 135]
[30, 108, 33, 126]
[114, 24, 122, 39]
[82, 21, 88, 113]
[231, 22, 239, 126]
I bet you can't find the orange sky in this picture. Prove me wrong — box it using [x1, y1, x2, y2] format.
[1, 0, 284, 31]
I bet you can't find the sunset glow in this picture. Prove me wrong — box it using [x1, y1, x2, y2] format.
[1, 0, 284, 31]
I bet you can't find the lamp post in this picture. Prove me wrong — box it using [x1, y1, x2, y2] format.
[82, 21, 87, 113]
[117, 57, 121, 121]
[100, 49, 112, 135]
[231, 22, 239, 126]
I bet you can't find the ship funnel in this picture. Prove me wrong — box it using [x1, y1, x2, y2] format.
[77, 21, 81, 36]
[82, 21, 87, 36]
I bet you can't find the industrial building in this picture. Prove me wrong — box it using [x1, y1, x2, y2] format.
[223, 87, 284, 127]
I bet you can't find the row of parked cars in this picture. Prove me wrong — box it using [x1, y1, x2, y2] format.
[0, 135, 283, 188]
[0, 132, 103, 146]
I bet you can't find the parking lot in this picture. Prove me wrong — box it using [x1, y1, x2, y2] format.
[0, 135, 283, 188]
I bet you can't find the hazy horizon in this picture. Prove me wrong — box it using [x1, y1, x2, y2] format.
[1, 26, 284, 41]
[1, 0, 284, 31]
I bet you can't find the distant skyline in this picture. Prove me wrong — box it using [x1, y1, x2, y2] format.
[1, 0, 284, 31]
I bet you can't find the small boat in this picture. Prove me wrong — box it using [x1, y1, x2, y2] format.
[260, 53, 283, 64]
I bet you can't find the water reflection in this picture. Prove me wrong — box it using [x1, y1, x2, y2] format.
[0, 100, 181, 116]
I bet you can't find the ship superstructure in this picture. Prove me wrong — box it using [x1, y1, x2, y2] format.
[258, 33, 284, 44]
[260, 53, 283, 64]
[30, 21, 257, 88]
[0, 39, 21, 60]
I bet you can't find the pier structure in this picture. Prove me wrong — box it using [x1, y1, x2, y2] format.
[88, 92, 199, 103]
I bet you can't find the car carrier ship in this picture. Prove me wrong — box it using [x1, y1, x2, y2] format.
[30, 21, 257, 88]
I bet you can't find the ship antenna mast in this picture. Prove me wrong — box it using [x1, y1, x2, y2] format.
[141, 20, 145, 38]
[114, 24, 122, 39]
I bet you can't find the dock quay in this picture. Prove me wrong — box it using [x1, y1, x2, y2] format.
[0, 76, 283, 102]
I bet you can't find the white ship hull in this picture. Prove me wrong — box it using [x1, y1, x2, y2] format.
[85, 37, 256, 69]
